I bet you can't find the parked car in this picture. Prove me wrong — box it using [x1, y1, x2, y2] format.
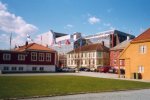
[108, 67, 117, 73]
[79, 67, 90, 72]
[115, 69, 125, 74]
[56, 67, 62, 72]
[95, 66, 102, 72]
[62, 67, 76, 72]
[99, 66, 111, 73]
[90, 67, 96, 72]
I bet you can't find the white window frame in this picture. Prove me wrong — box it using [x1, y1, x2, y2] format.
[32, 67, 37, 71]
[139, 45, 147, 54]
[46, 53, 51, 62]
[119, 60, 123, 66]
[113, 59, 117, 65]
[11, 67, 17, 71]
[18, 67, 24, 71]
[39, 53, 44, 61]
[3, 53, 11, 61]
[138, 65, 144, 73]
[39, 67, 44, 71]
[18, 54, 25, 61]
[31, 52, 37, 61]
[3, 66, 9, 71]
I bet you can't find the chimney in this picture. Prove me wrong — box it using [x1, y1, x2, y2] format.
[25, 41, 28, 46]
[127, 36, 130, 41]
[102, 41, 104, 46]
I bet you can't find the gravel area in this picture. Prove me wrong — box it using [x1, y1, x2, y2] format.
[22, 89, 150, 100]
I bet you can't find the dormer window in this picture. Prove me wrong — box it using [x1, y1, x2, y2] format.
[3, 54, 11, 61]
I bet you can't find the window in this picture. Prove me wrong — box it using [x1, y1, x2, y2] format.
[93, 59, 95, 64]
[32, 67, 37, 71]
[138, 66, 144, 73]
[39, 53, 44, 61]
[3, 66, 9, 71]
[3, 54, 11, 61]
[18, 54, 25, 61]
[12, 67, 17, 71]
[113, 51, 116, 57]
[119, 60, 124, 66]
[113, 60, 117, 65]
[39, 67, 44, 71]
[139, 45, 147, 54]
[85, 60, 87, 64]
[93, 52, 95, 57]
[46, 53, 51, 62]
[97, 52, 102, 57]
[19, 67, 23, 71]
[31, 52, 37, 61]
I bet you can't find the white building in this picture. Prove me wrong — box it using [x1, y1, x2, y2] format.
[67, 43, 110, 70]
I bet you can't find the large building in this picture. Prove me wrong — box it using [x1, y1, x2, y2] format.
[119, 28, 150, 80]
[67, 43, 109, 70]
[85, 30, 135, 48]
[0, 42, 56, 73]
[51, 29, 135, 68]
[53, 32, 84, 67]
[40, 30, 67, 47]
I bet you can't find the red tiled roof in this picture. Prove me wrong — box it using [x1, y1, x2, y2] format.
[68, 43, 109, 53]
[131, 28, 150, 43]
[15, 43, 55, 52]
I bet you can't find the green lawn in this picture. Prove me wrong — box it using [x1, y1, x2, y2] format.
[0, 75, 150, 99]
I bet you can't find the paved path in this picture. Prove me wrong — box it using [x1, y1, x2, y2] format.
[0, 72, 118, 78]
[23, 89, 150, 100]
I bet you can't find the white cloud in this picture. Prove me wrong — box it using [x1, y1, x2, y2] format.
[64, 24, 74, 29]
[88, 16, 100, 24]
[66, 24, 73, 28]
[103, 23, 111, 27]
[0, 2, 7, 10]
[0, 1, 38, 48]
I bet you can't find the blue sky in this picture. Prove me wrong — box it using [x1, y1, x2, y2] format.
[0, 0, 150, 49]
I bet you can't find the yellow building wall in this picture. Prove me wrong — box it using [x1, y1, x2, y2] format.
[120, 42, 150, 80]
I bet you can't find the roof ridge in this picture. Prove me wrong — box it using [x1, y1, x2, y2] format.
[24, 43, 35, 50]
[132, 28, 150, 41]
[67, 43, 108, 54]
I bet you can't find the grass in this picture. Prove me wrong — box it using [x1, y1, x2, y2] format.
[0, 75, 150, 99]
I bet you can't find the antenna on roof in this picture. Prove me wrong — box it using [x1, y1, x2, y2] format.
[10, 33, 12, 50]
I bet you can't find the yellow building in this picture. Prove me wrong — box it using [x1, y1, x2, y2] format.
[119, 28, 150, 80]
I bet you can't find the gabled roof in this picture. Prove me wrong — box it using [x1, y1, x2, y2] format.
[67, 43, 109, 53]
[110, 40, 131, 51]
[15, 43, 56, 52]
[131, 28, 150, 43]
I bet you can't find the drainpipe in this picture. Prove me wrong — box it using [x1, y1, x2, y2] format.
[118, 57, 120, 78]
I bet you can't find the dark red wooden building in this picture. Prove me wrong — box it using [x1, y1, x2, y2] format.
[0, 43, 56, 73]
